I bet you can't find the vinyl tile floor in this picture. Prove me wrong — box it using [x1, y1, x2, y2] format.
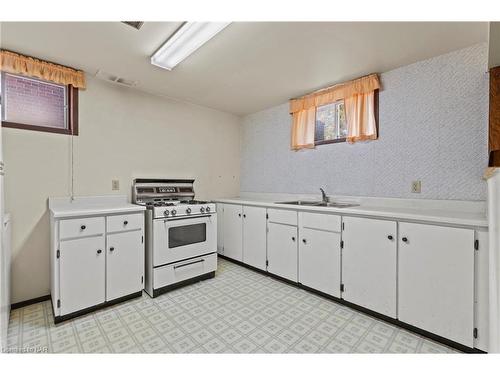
[5, 258, 458, 353]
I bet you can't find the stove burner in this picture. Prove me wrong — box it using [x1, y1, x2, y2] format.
[146, 201, 176, 207]
[180, 200, 209, 205]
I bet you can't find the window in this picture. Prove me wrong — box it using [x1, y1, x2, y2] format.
[314, 100, 346, 145]
[0, 72, 78, 135]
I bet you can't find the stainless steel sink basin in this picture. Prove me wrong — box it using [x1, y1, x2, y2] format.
[316, 202, 360, 208]
[276, 200, 323, 206]
[276, 200, 359, 208]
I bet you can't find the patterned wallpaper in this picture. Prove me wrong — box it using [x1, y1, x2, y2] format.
[240, 43, 489, 201]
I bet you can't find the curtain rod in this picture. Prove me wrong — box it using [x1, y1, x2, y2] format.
[289, 73, 379, 101]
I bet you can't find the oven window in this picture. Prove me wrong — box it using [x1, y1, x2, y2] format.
[169, 223, 207, 248]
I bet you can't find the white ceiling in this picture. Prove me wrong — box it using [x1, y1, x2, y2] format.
[0, 22, 488, 115]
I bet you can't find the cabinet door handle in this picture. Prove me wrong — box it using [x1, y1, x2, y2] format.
[302, 239, 307, 244]
[238, 213, 241, 217]
[110, 247, 115, 252]
[387, 235, 393, 240]
[243, 214, 246, 218]
[123, 220, 128, 225]
[97, 249, 102, 254]
[292, 236, 295, 242]
[402, 237, 408, 243]
[81, 225, 86, 230]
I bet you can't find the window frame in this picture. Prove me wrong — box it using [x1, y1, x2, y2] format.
[0, 72, 79, 136]
[314, 89, 379, 146]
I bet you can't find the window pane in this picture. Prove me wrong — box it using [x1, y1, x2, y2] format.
[2, 73, 67, 129]
[315, 101, 345, 143]
[338, 102, 347, 138]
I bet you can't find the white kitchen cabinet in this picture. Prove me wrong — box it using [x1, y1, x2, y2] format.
[106, 230, 144, 301]
[298, 212, 341, 297]
[222, 204, 243, 261]
[299, 227, 341, 297]
[342, 217, 397, 317]
[216, 203, 224, 254]
[242, 206, 267, 270]
[267, 222, 298, 282]
[59, 236, 106, 316]
[399, 222, 475, 347]
[49, 196, 145, 322]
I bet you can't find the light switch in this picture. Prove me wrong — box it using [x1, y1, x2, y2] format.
[112, 180, 120, 191]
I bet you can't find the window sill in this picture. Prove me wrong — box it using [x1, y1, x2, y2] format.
[1, 121, 79, 136]
[314, 138, 346, 146]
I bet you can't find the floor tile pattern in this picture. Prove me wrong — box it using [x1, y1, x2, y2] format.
[6, 258, 457, 353]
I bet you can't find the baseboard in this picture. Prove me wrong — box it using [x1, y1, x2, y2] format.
[53, 291, 143, 324]
[11, 294, 51, 310]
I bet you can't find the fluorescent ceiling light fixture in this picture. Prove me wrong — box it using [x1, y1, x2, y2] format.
[151, 22, 231, 70]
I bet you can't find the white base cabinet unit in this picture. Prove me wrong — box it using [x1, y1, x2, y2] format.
[267, 209, 298, 281]
[49, 196, 145, 323]
[298, 212, 341, 297]
[398, 222, 475, 348]
[221, 204, 243, 261]
[341, 217, 397, 318]
[219, 204, 267, 270]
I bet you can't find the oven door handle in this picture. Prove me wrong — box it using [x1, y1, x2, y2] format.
[163, 214, 213, 222]
[173, 259, 205, 269]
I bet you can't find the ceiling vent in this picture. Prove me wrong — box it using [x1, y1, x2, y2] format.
[122, 21, 144, 30]
[95, 70, 138, 88]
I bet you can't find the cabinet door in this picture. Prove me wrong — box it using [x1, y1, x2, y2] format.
[399, 222, 474, 347]
[299, 228, 341, 297]
[107, 230, 144, 301]
[342, 217, 397, 317]
[59, 236, 105, 315]
[216, 203, 224, 254]
[242, 206, 267, 270]
[222, 204, 243, 261]
[267, 223, 298, 282]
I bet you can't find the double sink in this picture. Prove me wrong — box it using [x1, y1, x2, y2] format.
[276, 200, 359, 208]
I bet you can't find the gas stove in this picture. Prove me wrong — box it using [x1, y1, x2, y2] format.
[133, 179, 216, 219]
[132, 178, 217, 298]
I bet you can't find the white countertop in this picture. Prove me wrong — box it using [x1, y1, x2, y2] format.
[215, 196, 488, 228]
[49, 195, 145, 219]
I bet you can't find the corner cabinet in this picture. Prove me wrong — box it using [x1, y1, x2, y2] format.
[219, 203, 267, 270]
[50, 210, 145, 323]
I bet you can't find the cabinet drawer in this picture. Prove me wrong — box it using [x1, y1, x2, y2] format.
[107, 213, 143, 233]
[267, 209, 297, 226]
[60, 217, 105, 239]
[299, 212, 341, 232]
[153, 253, 217, 288]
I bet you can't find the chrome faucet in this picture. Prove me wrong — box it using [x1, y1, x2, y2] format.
[320, 188, 328, 203]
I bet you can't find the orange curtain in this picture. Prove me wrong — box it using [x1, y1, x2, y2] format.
[0, 50, 86, 89]
[344, 91, 378, 143]
[290, 74, 380, 149]
[291, 107, 316, 150]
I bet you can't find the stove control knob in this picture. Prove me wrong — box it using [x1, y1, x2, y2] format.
[164, 210, 169, 216]
[200, 207, 205, 213]
[171, 209, 177, 216]
[186, 208, 192, 214]
[206, 206, 211, 213]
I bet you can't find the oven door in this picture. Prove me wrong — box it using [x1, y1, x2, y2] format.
[152, 214, 217, 267]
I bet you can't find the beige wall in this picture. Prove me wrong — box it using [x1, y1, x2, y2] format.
[489, 22, 500, 68]
[3, 77, 241, 303]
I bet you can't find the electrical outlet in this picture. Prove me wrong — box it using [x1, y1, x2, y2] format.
[112, 180, 120, 191]
[411, 180, 421, 193]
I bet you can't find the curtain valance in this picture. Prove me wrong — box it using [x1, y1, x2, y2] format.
[0, 50, 86, 89]
[289, 74, 380, 114]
